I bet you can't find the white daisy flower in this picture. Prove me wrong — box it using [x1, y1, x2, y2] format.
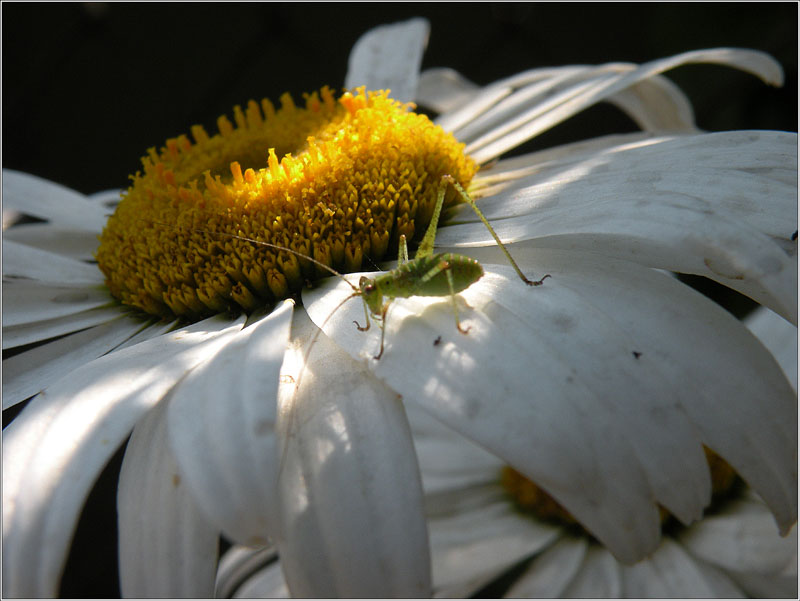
[3, 17, 796, 598]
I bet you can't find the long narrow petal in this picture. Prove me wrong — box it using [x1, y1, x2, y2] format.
[344, 17, 429, 104]
[426, 483, 559, 594]
[461, 48, 782, 162]
[167, 301, 294, 546]
[215, 545, 280, 598]
[3, 223, 103, 261]
[118, 396, 219, 597]
[275, 310, 431, 597]
[304, 249, 796, 561]
[2, 314, 147, 409]
[620, 538, 745, 597]
[2, 169, 107, 232]
[678, 496, 798, 575]
[505, 536, 589, 598]
[2, 280, 114, 326]
[2, 315, 243, 597]
[440, 130, 798, 322]
[3, 239, 103, 283]
[745, 307, 798, 391]
[562, 546, 622, 597]
[2, 306, 127, 349]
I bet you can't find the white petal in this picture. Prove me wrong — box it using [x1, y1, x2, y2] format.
[344, 18, 430, 104]
[745, 306, 797, 391]
[234, 562, 289, 598]
[463, 48, 782, 162]
[2, 305, 126, 349]
[505, 536, 589, 598]
[604, 72, 697, 132]
[678, 497, 798, 575]
[2, 169, 107, 232]
[3, 239, 103, 283]
[167, 301, 293, 546]
[416, 68, 480, 114]
[426, 483, 559, 593]
[726, 570, 798, 598]
[621, 537, 745, 597]
[2, 280, 113, 326]
[3, 222, 101, 261]
[1, 314, 243, 597]
[440, 130, 798, 322]
[561, 546, 622, 598]
[118, 396, 218, 597]
[216, 545, 280, 598]
[275, 310, 430, 597]
[2, 314, 147, 409]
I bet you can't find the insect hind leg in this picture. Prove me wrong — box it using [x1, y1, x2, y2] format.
[441, 175, 550, 286]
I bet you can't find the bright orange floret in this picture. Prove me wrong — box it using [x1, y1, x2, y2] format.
[96, 87, 478, 319]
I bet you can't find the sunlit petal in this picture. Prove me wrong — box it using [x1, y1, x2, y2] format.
[2, 305, 131, 349]
[2, 169, 107, 232]
[215, 545, 281, 598]
[3, 222, 102, 261]
[2, 314, 147, 409]
[442, 130, 798, 322]
[118, 397, 218, 597]
[276, 310, 430, 597]
[167, 301, 294, 545]
[345, 17, 429, 104]
[1, 315, 243, 597]
[3, 239, 103, 283]
[2, 280, 114, 326]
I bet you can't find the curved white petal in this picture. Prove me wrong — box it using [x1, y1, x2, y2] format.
[3, 223, 101, 261]
[2, 314, 147, 410]
[118, 396, 218, 597]
[441, 131, 798, 322]
[216, 545, 280, 598]
[562, 545, 622, 597]
[2, 315, 243, 597]
[678, 497, 798, 575]
[305, 250, 796, 561]
[233, 562, 289, 598]
[505, 536, 588, 598]
[407, 401, 505, 495]
[745, 307, 798, 391]
[2, 305, 125, 349]
[3, 280, 114, 326]
[416, 68, 480, 114]
[2, 169, 107, 232]
[426, 483, 559, 594]
[344, 18, 429, 104]
[167, 301, 294, 546]
[621, 537, 745, 597]
[275, 310, 430, 597]
[3, 239, 103, 283]
[460, 48, 782, 162]
[445, 65, 697, 150]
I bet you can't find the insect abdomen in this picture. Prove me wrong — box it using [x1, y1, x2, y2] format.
[401, 253, 484, 297]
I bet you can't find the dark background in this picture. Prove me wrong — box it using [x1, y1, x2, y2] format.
[2, 2, 797, 597]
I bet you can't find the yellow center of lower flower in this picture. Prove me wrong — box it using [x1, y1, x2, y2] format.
[96, 87, 477, 319]
[501, 446, 738, 532]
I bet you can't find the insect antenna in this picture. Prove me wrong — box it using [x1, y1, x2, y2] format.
[146, 220, 360, 294]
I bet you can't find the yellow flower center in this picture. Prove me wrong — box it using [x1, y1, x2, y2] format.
[96, 87, 477, 319]
[501, 446, 738, 534]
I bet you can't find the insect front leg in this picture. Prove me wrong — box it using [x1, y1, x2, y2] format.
[441, 175, 550, 286]
[352, 295, 372, 332]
